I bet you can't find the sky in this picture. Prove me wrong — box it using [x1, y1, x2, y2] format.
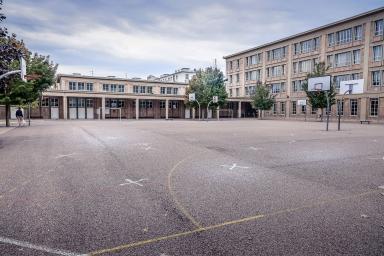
[3, 0, 384, 79]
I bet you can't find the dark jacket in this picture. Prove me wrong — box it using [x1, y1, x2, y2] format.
[16, 109, 23, 117]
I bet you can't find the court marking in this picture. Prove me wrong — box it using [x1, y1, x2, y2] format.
[55, 153, 75, 159]
[221, 163, 249, 170]
[88, 189, 377, 255]
[119, 178, 148, 187]
[0, 236, 86, 256]
[167, 155, 203, 229]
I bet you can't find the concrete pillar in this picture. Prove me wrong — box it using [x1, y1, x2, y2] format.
[238, 101, 242, 118]
[135, 98, 139, 120]
[101, 96, 106, 120]
[360, 97, 367, 121]
[63, 95, 67, 120]
[165, 99, 169, 120]
[192, 108, 196, 119]
[362, 21, 371, 93]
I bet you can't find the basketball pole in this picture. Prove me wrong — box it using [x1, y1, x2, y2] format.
[325, 91, 330, 131]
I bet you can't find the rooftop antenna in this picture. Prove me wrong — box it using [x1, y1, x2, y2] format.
[90, 69, 94, 76]
[214, 58, 217, 69]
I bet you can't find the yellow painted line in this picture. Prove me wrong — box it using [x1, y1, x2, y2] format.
[167, 155, 203, 229]
[87, 189, 378, 255]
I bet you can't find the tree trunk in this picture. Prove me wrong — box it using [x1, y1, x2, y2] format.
[5, 103, 10, 127]
[321, 108, 324, 122]
[260, 109, 263, 120]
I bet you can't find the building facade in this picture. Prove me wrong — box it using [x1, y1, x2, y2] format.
[27, 74, 190, 120]
[223, 7, 384, 122]
[158, 68, 196, 83]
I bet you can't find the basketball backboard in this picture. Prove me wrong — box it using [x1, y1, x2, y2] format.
[308, 76, 331, 91]
[339, 79, 364, 94]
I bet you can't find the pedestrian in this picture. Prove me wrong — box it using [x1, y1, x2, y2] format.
[16, 107, 24, 127]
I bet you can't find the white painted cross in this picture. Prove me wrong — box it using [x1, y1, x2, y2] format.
[119, 178, 148, 187]
[221, 163, 249, 170]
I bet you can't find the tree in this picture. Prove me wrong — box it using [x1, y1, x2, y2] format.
[302, 62, 336, 121]
[185, 67, 227, 118]
[0, 2, 30, 126]
[250, 82, 275, 119]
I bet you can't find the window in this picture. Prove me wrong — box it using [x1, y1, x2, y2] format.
[50, 98, 59, 107]
[372, 71, 381, 86]
[337, 100, 344, 116]
[292, 80, 304, 92]
[86, 99, 93, 108]
[110, 84, 117, 92]
[236, 74, 240, 83]
[328, 33, 335, 47]
[370, 98, 379, 116]
[229, 61, 233, 70]
[139, 86, 146, 94]
[118, 85, 125, 92]
[353, 25, 363, 40]
[229, 75, 233, 84]
[236, 59, 240, 68]
[160, 87, 166, 94]
[373, 45, 383, 62]
[147, 86, 152, 94]
[102, 84, 110, 91]
[267, 65, 284, 77]
[292, 101, 297, 114]
[77, 82, 85, 90]
[249, 86, 256, 95]
[40, 98, 49, 107]
[334, 74, 351, 89]
[133, 86, 139, 93]
[69, 98, 77, 108]
[185, 74, 189, 80]
[295, 37, 320, 55]
[271, 83, 285, 93]
[301, 105, 306, 114]
[166, 87, 172, 94]
[118, 99, 125, 108]
[169, 101, 179, 109]
[247, 53, 262, 65]
[350, 99, 358, 116]
[298, 59, 315, 73]
[267, 46, 287, 61]
[335, 52, 351, 67]
[140, 100, 152, 108]
[327, 55, 334, 67]
[229, 89, 233, 97]
[86, 83, 93, 91]
[336, 28, 352, 45]
[173, 88, 178, 95]
[236, 88, 240, 96]
[281, 102, 285, 114]
[69, 82, 77, 90]
[160, 100, 166, 109]
[272, 103, 277, 114]
[353, 50, 360, 64]
[245, 87, 249, 96]
[78, 98, 85, 107]
[374, 19, 384, 36]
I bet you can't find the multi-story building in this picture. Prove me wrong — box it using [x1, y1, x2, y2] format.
[27, 73, 189, 120]
[223, 7, 384, 122]
[157, 68, 196, 83]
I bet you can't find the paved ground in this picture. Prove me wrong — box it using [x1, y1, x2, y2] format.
[0, 119, 383, 256]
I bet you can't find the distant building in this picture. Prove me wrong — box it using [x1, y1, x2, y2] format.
[158, 68, 196, 83]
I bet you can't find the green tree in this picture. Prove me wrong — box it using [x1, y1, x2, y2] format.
[302, 62, 336, 121]
[185, 67, 227, 118]
[251, 83, 275, 119]
[0, 3, 30, 126]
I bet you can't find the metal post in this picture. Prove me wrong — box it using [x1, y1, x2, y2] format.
[337, 99, 341, 131]
[325, 92, 330, 131]
[195, 100, 201, 120]
[28, 103, 31, 126]
[207, 100, 213, 120]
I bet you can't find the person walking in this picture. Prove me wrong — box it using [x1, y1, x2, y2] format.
[16, 107, 24, 127]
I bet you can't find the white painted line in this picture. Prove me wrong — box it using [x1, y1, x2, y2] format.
[378, 185, 384, 190]
[0, 236, 86, 256]
[119, 178, 148, 187]
[221, 163, 249, 170]
[249, 146, 262, 151]
[289, 140, 296, 144]
[55, 153, 75, 159]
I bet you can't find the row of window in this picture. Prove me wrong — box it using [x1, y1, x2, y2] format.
[102, 84, 125, 92]
[327, 49, 361, 68]
[160, 87, 179, 95]
[267, 65, 285, 77]
[293, 58, 318, 74]
[69, 82, 94, 91]
[245, 70, 261, 81]
[40, 98, 59, 107]
[68, 98, 93, 108]
[245, 53, 263, 66]
[267, 46, 288, 61]
[133, 85, 152, 94]
[294, 37, 320, 55]
[327, 25, 363, 47]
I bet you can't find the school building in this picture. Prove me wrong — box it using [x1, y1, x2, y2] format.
[223, 7, 384, 122]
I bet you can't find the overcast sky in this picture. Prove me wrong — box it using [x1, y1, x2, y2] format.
[3, 0, 383, 78]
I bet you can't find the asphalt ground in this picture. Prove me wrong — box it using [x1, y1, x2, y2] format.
[0, 119, 383, 256]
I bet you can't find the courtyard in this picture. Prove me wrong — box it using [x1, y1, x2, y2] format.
[0, 119, 383, 255]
